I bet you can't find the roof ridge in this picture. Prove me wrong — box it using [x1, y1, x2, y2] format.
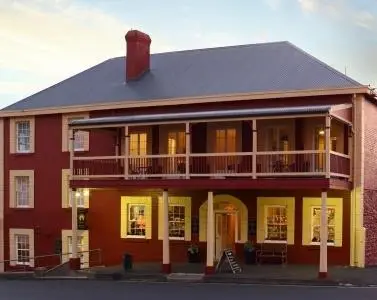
[285, 41, 362, 86]
[151, 41, 289, 56]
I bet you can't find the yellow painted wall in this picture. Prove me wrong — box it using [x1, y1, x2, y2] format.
[120, 196, 152, 239]
[302, 197, 343, 247]
[157, 196, 192, 241]
[351, 188, 365, 267]
[256, 197, 295, 244]
[199, 194, 248, 243]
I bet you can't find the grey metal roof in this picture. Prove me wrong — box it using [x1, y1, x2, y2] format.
[3, 41, 363, 111]
[69, 105, 332, 127]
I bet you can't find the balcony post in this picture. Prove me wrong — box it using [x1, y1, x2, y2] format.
[185, 122, 190, 179]
[325, 115, 331, 178]
[124, 126, 129, 179]
[162, 189, 171, 273]
[319, 189, 328, 278]
[252, 119, 257, 179]
[69, 129, 80, 270]
[205, 191, 215, 274]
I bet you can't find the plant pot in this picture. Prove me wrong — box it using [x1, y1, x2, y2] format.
[187, 252, 200, 263]
[244, 250, 256, 265]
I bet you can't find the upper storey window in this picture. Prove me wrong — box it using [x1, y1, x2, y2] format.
[10, 117, 35, 154]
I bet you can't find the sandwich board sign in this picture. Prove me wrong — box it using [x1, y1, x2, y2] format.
[215, 248, 242, 274]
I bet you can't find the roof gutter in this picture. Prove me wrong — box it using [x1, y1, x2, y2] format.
[0, 86, 370, 118]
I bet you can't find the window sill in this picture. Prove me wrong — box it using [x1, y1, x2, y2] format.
[12, 207, 33, 210]
[310, 242, 335, 247]
[263, 240, 287, 244]
[123, 236, 150, 242]
[12, 152, 34, 156]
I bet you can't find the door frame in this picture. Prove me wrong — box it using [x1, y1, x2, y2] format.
[214, 209, 239, 260]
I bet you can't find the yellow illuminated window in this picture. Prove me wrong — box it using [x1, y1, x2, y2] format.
[215, 129, 236, 153]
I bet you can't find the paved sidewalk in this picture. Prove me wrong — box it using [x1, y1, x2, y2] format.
[84, 263, 377, 286]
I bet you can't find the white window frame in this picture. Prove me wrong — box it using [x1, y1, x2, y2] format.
[264, 205, 288, 243]
[69, 188, 89, 208]
[67, 236, 85, 258]
[168, 204, 186, 240]
[68, 118, 86, 152]
[310, 206, 336, 246]
[16, 120, 31, 153]
[9, 229, 34, 267]
[126, 204, 147, 239]
[15, 176, 30, 208]
[15, 234, 31, 266]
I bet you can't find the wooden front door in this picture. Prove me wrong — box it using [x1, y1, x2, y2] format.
[215, 213, 236, 260]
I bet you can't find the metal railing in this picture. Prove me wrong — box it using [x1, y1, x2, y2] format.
[72, 150, 351, 180]
[0, 248, 102, 272]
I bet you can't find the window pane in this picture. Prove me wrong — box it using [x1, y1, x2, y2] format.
[15, 234, 30, 264]
[311, 207, 336, 243]
[127, 204, 146, 237]
[15, 176, 29, 207]
[265, 206, 287, 241]
[168, 205, 185, 238]
[16, 121, 30, 152]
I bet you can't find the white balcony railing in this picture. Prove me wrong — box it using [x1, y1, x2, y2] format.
[71, 151, 350, 180]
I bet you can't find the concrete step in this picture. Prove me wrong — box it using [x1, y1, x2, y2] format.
[167, 273, 204, 282]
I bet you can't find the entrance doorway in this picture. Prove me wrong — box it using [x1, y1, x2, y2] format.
[215, 211, 236, 260]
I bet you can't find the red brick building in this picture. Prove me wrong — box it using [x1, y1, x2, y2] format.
[0, 30, 376, 277]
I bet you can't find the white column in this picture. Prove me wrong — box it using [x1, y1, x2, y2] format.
[206, 191, 214, 272]
[162, 189, 170, 269]
[252, 119, 257, 179]
[319, 190, 328, 277]
[185, 122, 190, 179]
[69, 129, 78, 259]
[325, 115, 331, 178]
[124, 126, 129, 179]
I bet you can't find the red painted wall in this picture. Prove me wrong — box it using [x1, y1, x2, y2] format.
[3, 113, 116, 269]
[89, 188, 350, 267]
[2, 94, 354, 269]
[363, 99, 377, 266]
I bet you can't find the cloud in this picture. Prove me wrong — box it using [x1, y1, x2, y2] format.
[0, 0, 172, 106]
[296, 0, 377, 31]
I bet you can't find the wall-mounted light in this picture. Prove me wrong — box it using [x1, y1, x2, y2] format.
[318, 129, 325, 136]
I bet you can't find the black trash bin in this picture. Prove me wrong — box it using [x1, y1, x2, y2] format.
[123, 253, 133, 271]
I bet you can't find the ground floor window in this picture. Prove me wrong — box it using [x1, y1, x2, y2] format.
[127, 204, 146, 237]
[121, 196, 152, 239]
[15, 234, 30, 265]
[158, 196, 191, 241]
[265, 206, 287, 242]
[67, 236, 85, 258]
[311, 207, 335, 244]
[168, 205, 185, 239]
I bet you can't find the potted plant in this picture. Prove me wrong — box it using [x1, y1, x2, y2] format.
[187, 244, 200, 263]
[244, 240, 256, 264]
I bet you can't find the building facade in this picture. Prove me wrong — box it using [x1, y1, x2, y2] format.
[0, 30, 376, 276]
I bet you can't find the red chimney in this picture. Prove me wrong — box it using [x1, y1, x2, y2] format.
[125, 30, 152, 82]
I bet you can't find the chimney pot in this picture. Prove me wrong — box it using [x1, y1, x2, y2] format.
[125, 30, 151, 82]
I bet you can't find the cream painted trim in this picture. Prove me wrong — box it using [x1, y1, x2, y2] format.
[9, 117, 35, 154]
[61, 229, 89, 268]
[9, 170, 35, 208]
[62, 113, 89, 152]
[0, 119, 4, 271]
[61, 169, 89, 208]
[9, 228, 35, 267]
[0, 87, 369, 117]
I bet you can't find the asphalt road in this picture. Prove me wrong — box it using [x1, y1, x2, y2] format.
[1, 280, 377, 300]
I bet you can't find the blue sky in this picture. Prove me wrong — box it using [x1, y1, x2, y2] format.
[0, 0, 376, 108]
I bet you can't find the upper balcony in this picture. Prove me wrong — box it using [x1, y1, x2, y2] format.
[69, 104, 352, 185]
